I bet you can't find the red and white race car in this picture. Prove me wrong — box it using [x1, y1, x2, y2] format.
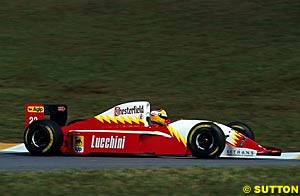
[24, 101, 281, 158]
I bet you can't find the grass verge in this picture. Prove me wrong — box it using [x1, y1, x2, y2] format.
[0, 0, 299, 151]
[0, 166, 299, 195]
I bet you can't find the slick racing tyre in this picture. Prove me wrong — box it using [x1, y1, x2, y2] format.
[187, 122, 226, 159]
[227, 121, 255, 141]
[24, 120, 63, 155]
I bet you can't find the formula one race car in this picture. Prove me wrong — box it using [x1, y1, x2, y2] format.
[24, 101, 281, 158]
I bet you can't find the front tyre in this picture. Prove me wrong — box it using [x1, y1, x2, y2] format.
[187, 122, 226, 159]
[24, 120, 63, 155]
[226, 121, 255, 141]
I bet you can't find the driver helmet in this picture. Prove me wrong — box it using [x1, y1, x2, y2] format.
[150, 109, 169, 125]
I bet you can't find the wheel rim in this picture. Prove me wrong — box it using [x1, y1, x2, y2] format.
[195, 131, 214, 150]
[32, 128, 50, 148]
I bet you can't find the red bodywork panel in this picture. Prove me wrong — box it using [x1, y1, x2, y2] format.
[61, 118, 190, 156]
[25, 104, 45, 128]
[24, 103, 281, 157]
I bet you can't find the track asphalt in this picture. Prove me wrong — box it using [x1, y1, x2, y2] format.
[0, 152, 299, 172]
[1, 143, 299, 171]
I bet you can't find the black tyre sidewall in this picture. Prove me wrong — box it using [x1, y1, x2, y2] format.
[24, 120, 63, 155]
[227, 121, 255, 141]
[187, 122, 226, 158]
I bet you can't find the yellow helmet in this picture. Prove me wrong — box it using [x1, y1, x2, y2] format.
[150, 109, 169, 125]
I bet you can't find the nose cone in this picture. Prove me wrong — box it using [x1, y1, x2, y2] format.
[257, 146, 282, 156]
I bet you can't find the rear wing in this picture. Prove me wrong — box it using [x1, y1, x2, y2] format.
[25, 104, 68, 128]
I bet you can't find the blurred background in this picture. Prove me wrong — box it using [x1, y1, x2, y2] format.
[0, 0, 299, 151]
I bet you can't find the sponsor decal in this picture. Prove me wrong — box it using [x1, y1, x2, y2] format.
[27, 106, 44, 113]
[58, 106, 66, 112]
[114, 105, 144, 116]
[226, 148, 256, 157]
[91, 135, 126, 149]
[73, 136, 84, 153]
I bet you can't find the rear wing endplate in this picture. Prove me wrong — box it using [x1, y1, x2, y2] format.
[25, 104, 68, 127]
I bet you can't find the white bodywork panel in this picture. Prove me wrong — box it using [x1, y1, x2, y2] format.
[168, 119, 258, 158]
[95, 101, 151, 126]
[169, 119, 232, 140]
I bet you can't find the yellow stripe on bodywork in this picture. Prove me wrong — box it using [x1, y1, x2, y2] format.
[118, 116, 126, 124]
[94, 115, 144, 125]
[167, 126, 187, 147]
[131, 116, 141, 124]
[102, 115, 112, 123]
[231, 131, 243, 146]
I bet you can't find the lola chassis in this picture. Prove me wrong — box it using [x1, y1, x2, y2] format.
[24, 101, 281, 158]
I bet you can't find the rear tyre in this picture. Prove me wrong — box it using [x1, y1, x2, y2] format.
[187, 122, 226, 159]
[24, 120, 63, 155]
[226, 122, 255, 141]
